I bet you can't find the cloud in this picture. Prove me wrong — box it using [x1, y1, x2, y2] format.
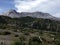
[14, 0, 48, 12]
[14, 0, 60, 17]
[54, 13, 60, 17]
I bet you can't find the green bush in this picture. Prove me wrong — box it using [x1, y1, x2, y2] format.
[24, 32, 29, 35]
[14, 34, 19, 37]
[0, 31, 11, 35]
[29, 37, 42, 45]
[0, 42, 6, 45]
[56, 41, 60, 45]
[19, 36, 26, 41]
[12, 40, 25, 45]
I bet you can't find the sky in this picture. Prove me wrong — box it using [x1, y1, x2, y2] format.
[0, 0, 60, 17]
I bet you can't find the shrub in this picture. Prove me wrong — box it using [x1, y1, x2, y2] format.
[0, 42, 6, 45]
[13, 29, 17, 32]
[0, 31, 11, 35]
[3, 31, 11, 35]
[56, 41, 60, 45]
[19, 36, 26, 41]
[29, 37, 42, 45]
[15, 34, 19, 37]
[12, 40, 25, 45]
[24, 32, 29, 35]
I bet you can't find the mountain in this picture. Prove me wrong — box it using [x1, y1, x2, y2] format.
[2, 9, 60, 21]
[0, 9, 60, 31]
[4, 10, 21, 18]
[20, 12, 54, 18]
[3, 10, 54, 18]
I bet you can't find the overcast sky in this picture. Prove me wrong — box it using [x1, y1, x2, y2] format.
[0, 0, 60, 17]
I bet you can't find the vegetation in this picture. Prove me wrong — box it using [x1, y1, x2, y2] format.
[0, 31, 11, 35]
[0, 16, 60, 32]
[29, 37, 42, 45]
[0, 16, 60, 45]
[12, 40, 25, 45]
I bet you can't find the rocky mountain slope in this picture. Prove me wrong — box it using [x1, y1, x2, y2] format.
[3, 10, 54, 18]
[3, 9, 60, 21]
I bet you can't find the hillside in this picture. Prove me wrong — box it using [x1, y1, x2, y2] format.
[0, 15, 60, 45]
[0, 15, 60, 32]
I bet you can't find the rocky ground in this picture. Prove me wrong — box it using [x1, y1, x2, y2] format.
[0, 28, 59, 45]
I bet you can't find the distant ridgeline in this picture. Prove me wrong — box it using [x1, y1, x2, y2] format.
[0, 15, 60, 32]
